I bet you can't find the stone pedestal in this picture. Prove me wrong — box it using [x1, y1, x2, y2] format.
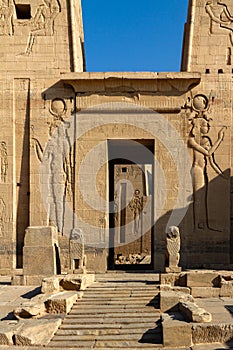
[23, 226, 59, 277]
[12, 226, 60, 285]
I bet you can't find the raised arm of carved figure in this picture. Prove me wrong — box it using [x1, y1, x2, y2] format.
[32, 137, 43, 162]
[205, 3, 223, 24]
[188, 126, 226, 156]
[223, 4, 233, 21]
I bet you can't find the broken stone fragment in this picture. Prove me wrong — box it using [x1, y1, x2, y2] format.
[0, 321, 22, 345]
[41, 276, 60, 294]
[179, 301, 212, 323]
[14, 318, 62, 346]
[45, 291, 78, 314]
[13, 302, 46, 320]
[59, 276, 82, 291]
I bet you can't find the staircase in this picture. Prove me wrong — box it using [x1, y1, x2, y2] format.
[48, 273, 162, 349]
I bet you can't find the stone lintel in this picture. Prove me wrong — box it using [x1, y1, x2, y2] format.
[60, 71, 201, 94]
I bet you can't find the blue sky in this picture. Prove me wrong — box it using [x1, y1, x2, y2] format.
[82, 0, 189, 72]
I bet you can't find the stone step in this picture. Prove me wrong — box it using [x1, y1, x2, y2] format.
[59, 318, 160, 331]
[82, 291, 158, 300]
[93, 283, 158, 287]
[52, 332, 161, 341]
[63, 317, 160, 324]
[67, 312, 159, 318]
[72, 304, 158, 311]
[49, 340, 162, 348]
[55, 327, 161, 336]
[49, 274, 162, 349]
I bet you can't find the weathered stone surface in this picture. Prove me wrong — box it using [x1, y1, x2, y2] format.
[14, 319, 62, 346]
[179, 301, 212, 323]
[23, 226, 58, 277]
[160, 284, 190, 294]
[13, 302, 46, 320]
[191, 287, 220, 298]
[162, 313, 192, 348]
[220, 279, 233, 297]
[160, 290, 193, 312]
[59, 276, 82, 291]
[45, 291, 78, 314]
[159, 273, 181, 286]
[0, 321, 22, 345]
[192, 324, 233, 344]
[186, 272, 220, 288]
[42, 276, 60, 294]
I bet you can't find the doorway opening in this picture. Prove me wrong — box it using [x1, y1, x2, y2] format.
[108, 139, 154, 270]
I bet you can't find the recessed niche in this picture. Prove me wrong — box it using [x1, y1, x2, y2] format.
[15, 4, 31, 19]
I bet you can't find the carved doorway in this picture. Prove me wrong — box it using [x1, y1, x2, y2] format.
[108, 140, 154, 270]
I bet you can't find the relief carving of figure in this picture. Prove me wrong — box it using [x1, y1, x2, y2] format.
[188, 95, 226, 231]
[24, 0, 61, 55]
[0, 0, 14, 36]
[206, 0, 233, 44]
[0, 141, 8, 183]
[129, 189, 143, 235]
[165, 226, 181, 272]
[0, 198, 6, 237]
[32, 98, 73, 234]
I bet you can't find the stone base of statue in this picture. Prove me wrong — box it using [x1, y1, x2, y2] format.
[165, 266, 182, 273]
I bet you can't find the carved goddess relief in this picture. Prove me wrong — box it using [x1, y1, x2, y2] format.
[206, 0, 233, 44]
[187, 94, 226, 231]
[32, 98, 73, 234]
[0, 141, 8, 183]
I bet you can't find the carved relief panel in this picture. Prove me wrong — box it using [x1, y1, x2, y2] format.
[186, 93, 227, 232]
[113, 163, 152, 265]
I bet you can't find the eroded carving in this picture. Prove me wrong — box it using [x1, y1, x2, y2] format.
[187, 94, 227, 231]
[24, 0, 61, 55]
[129, 189, 143, 235]
[0, 141, 8, 183]
[0, 197, 6, 237]
[206, 0, 233, 45]
[69, 228, 85, 272]
[32, 98, 73, 234]
[0, 0, 14, 36]
[165, 226, 181, 273]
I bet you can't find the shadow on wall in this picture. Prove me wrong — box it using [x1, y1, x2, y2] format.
[155, 169, 232, 271]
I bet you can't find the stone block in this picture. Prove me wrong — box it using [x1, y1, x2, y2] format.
[59, 276, 82, 291]
[192, 324, 233, 344]
[0, 321, 22, 345]
[24, 226, 58, 247]
[41, 276, 60, 294]
[14, 319, 62, 346]
[160, 290, 193, 312]
[186, 272, 220, 287]
[45, 291, 78, 314]
[23, 226, 59, 277]
[159, 273, 181, 286]
[162, 313, 192, 348]
[160, 291, 180, 312]
[13, 302, 46, 320]
[179, 301, 212, 323]
[191, 287, 220, 298]
[220, 282, 233, 297]
[23, 247, 57, 276]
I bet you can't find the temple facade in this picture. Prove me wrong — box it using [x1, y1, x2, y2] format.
[0, 0, 232, 276]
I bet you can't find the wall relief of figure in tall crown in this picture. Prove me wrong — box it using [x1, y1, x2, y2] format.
[0, 0, 14, 36]
[206, 0, 233, 45]
[18, 0, 61, 55]
[187, 94, 226, 232]
[32, 97, 74, 235]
